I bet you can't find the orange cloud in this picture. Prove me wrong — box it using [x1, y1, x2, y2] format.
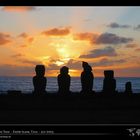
[11, 53, 24, 58]
[135, 48, 140, 51]
[73, 32, 98, 43]
[18, 33, 34, 43]
[20, 45, 28, 48]
[126, 43, 138, 48]
[42, 27, 70, 36]
[0, 32, 12, 45]
[2, 6, 36, 12]
[18, 32, 29, 38]
[18, 59, 42, 66]
[28, 37, 34, 43]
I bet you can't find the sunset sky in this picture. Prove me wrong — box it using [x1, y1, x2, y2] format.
[0, 6, 140, 77]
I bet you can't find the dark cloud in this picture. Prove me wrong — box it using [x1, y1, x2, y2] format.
[107, 22, 131, 28]
[94, 58, 126, 67]
[0, 33, 12, 45]
[2, 6, 36, 12]
[66, 59, 82, 70]
[95, 32, 133, 45]
[47, 63, 60, 70]
[80, 46, 117, 58]
[73, 32, 133, 45]
[66, 59, 95, 70]
[65, 58, 125, 70]
[47, 59, 83, 70]
[65, 58, 126, 70]
[125, 43, 138, 48]
[42, 27, 70, 36]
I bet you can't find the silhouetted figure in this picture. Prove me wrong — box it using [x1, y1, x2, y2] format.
[81, 61, 94, 94]
[33, 65, 47, 95]
[125, 82, 132, 95]
[57, 66, 71, 94]
[103, 70, 116, 94]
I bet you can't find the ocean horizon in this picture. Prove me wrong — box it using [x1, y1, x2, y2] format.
[0, 76, 140, 94]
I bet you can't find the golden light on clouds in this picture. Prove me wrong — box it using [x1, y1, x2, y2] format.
[69, 69, 81, 77]
[55, 61, 65, 66]
[47, 34, 91, 65]
[2, 6, 36, 12]
[0, 25, 139, 77]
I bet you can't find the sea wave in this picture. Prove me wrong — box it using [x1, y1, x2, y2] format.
[0, 77, 140, 93]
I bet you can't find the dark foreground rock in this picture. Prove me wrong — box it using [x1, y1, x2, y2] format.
[0, 92, 140, 124]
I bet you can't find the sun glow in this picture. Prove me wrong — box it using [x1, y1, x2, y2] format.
[57, 47, 70, 58]
[69, 69, 81, 77]
[55, 61, 65, 66]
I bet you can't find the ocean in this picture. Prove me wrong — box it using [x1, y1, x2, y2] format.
[0, 77, 140, 94]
